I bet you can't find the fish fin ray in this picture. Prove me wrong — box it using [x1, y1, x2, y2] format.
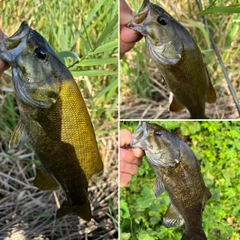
[202, 187, 211, 211]
[169, 96, 185, 112]
[182, 228, 207, 240]
[163, 204, 184, 228]
[34, 167, 59, 190]
[205, 67, 216, 103]
[9, 120, 27, 149]
[56, 200, 91, 221]
[154, 176, 165, 198]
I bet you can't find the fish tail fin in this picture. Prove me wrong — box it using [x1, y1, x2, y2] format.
[56, 200, 92, 221]
[181, 228, 207, 240]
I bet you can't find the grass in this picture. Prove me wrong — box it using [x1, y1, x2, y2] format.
[120, 121, 240, 240]
[120, 0, 240, 119]
[0, 0, 118, 239]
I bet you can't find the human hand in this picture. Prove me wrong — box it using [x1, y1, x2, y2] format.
[120, 129, 144, 187]
[0, 29, 10, 77]
[120, 0, 142, 59]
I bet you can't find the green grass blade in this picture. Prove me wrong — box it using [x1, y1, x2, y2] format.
[71, 70, 117, 77]
[198, 6, 240, 16]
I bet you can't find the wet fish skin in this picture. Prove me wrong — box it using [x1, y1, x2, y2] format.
[131, 122, 211, 240]
[0, 21, 103, 221]
[127, 0, 216, 119]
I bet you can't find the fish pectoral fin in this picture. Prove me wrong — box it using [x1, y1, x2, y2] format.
[154, 176, 165, 198]
[9, 120, 27, 149]
[163, 204, 184, 228]
[34, 167, 59, 190]
[202, 187, 212, 211]
[169, 96, 185, 112]
[56, 200, 92, 221]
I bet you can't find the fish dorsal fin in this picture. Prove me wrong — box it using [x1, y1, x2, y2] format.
[9, 120, 27, 149]
[163, 204, 184, 228]
[154, 176, 165, 198]
[169, 96, 185, 112]
[34, 167, 59, 190]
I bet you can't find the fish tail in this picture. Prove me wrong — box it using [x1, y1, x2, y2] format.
[181, 228, 207, 240]
[56, 200, 92, 221]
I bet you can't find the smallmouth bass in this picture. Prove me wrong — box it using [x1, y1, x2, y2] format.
[0, 21, 103, 221]
[127, 0, 216, 119]
[131, 122, 211, 240]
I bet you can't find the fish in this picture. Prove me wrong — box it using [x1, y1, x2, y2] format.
[127, 0, 216, 119]
[130, 122, 211, 240]
[0, 21, 103, 221]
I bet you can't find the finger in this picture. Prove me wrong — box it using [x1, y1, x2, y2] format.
[120, 129, 132, 146]
[120, 0, 133, 25]
[120, 148, 142, 166]
[0, 59, 10, 77]
[120, 129, 145, 159]
[120, 172, 132, 188]
[121, 27, 142, 43]
[120, 40, 136, 59]
[120, 160, 139, 175]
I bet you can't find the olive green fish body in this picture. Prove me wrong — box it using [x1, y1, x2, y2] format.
[157, 45, 212, 119]
[131, 122, 211, 239]
[154, 152, 210, 240]
[0, 22, 103, 221]
[127, 0, 216, 118]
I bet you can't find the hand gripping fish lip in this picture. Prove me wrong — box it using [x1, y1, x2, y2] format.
[126, 1, 151, 36]
[0, 21, 30, 66]
[130, 121, 147, 147]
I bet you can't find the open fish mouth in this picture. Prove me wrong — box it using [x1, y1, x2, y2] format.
[0, 21, 30, 66]
[126, 0, 151, 36]
[130, 121, 147, 147]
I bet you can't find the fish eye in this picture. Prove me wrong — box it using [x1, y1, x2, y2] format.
[157, 16, 168, 25]
[34, 47, 47, 60]
[154, 130, 162, 136]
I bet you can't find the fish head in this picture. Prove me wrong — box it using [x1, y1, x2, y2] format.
[131, 122, 183, 167]
[0, 21, 71, 108]
[126, 0, 183, 65]
[131, 121, 171, 154]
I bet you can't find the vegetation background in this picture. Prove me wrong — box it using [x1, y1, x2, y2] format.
[120, 0, 240, 119]
[120, 121, 240, 240]
[0, 0, 118, 239]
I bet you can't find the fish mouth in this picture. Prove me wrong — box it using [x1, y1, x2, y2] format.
[0, 21, 31, 65]
[130, 121, 147, 148]
[126, 0, 151, 36]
